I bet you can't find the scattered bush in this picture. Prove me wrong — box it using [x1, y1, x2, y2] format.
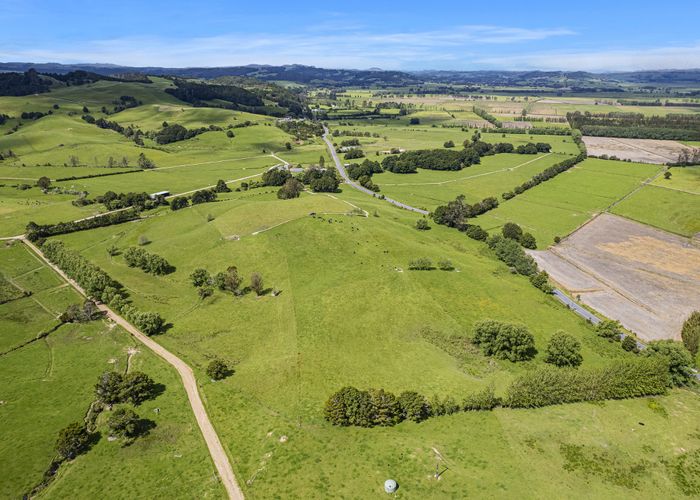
[487, 235, 538, 276]
[438, 259, 454, 271]
[621, 336, 639, 353]
[190, 268, 211, 287]
[170, 196, 189, 210]
[464, 224, 488, 241]
[397, 391, 431, 422]
[643, 340, 695, 387]
[596, 320, 622, 342]
[408, 257, 433, 270]
[502, 222, 523, 241]
[190, 189, 217, 205]
[206, 359, 232, 380]
[343, 149, 365, 160]
[544, 331, 583, 368]
[415, 219, 430, 230]
[250, 272, 264, 296]
[60, 300, 103, 323]
[473, 319, 536, 362]
[462, 386, 500, 411]
[530, 271, 553, 293]
[215, 179, 231, 193]
[124, 247, 173, 275]
[520, 232, 537, 249]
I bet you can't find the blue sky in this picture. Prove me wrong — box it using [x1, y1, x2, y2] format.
[1, 0, 699, 71]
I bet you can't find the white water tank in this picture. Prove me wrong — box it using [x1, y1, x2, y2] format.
[384, 479, 398, 493]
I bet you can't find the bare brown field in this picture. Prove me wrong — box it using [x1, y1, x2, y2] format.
[583, 136, 695, 164]
[530, 213, 700, 341]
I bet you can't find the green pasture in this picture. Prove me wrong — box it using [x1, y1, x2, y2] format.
[473, 158, 662, 247]
[52, 184, 663, 497]
[0, 241, 222, 499]
[376, 153, 567, 211]
[0, 185, 100, 236]
[611, 184, 700, 237]
[328, 123, 580, 156]
[652, 165, 700, 193]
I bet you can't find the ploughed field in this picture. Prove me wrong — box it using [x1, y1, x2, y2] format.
[530, 213, 700, 342]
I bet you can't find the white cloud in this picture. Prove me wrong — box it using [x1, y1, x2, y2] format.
[474, 44, 700, 71]
[0, 24, 574, 69]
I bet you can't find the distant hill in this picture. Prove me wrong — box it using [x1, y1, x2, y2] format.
[0, 63, 421, 87]
[1, 62, 699, 88]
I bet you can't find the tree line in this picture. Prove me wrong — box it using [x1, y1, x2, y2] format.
[26, 208, 140, 241]
[567, 111, 700, 141]
[324, 357, 670, 427]
[40, 240, 164, 336]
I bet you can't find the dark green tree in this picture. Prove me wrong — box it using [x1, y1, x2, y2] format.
[37, 176, 51, 190]
[397, 391, 430, 422]
[55, 422, 91, 459]
[206, 359, 231, 380]
[190, 268, 211, 287]
[643, 340, 695, 386]
[95, 371, 124, 405]
[120, 371, 157, 405]
[502, 222, 523, 241]
[107, 407, 140, 443]
[681, 311, 700, 356]
[596, 320, 622, 342]
[544, 331, 582, 368]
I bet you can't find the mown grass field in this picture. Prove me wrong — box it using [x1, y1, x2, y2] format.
[473, 159, 662, 247]
[376, 152, 567, 211]
[328, 123, 581, 157]
[0, 241, 223, 499]
[611, 184, 700, 237]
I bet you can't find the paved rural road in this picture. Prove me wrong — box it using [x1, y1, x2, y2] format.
[322, 127, 429, 215]
[552, 289, 601, 324]
[20, 237, 244, 500]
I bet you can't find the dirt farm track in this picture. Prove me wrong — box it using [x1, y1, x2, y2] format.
[530, 213, 700, 341]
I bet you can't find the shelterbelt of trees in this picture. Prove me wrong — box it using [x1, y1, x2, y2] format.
[567, 111, 700, 140]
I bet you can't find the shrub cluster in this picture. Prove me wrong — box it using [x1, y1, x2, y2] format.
[26, 208, 139, 241]
[94, 191, 166, 211]
[501, 221, 537, 249]
[299, 167, 340, 192]
[124, 247, 173, 275]
[473, 319, 536, 361]
[191, 189, 217, 205]
[382, 147, 481, 173]
[432, 194, 498, 229]
[59, 300, 103, 323]
[153, 123, 208, 144]
[486, 235, 538, 276]
[95, 370, 158, 406]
